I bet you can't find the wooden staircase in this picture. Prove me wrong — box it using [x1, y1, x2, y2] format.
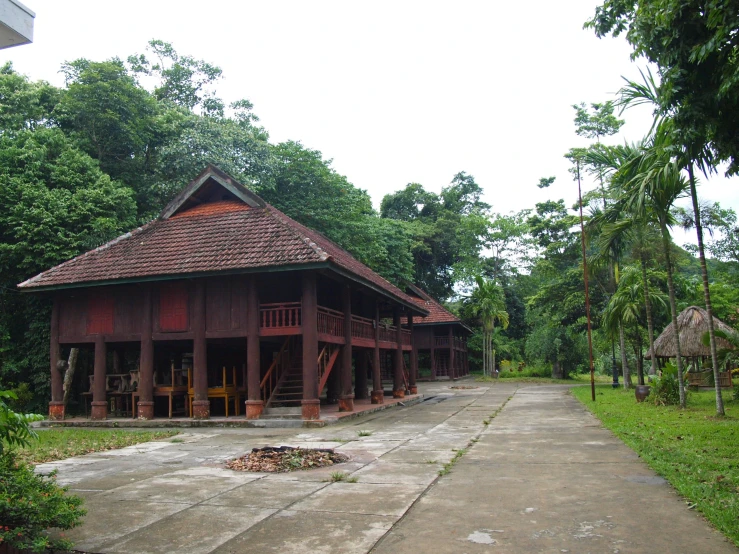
[262, 339, 340, 417]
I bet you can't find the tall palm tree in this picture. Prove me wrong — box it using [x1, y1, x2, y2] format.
[602, 265, 668, 385]
[470, 276, 509, 377]
[619, 70, 725, 415]
[619, 132, 690, 407]
[586, 143, 663, 384]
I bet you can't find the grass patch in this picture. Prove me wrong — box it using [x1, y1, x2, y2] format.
[439, 446, 469, 476]
[327, 471, 358, 483]
[357, 430, 372, 437]
[572, 385, 739, 547]
[16, 429, 179, 465]
[170, 438, 185, 443]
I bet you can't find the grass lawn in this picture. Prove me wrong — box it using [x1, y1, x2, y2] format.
[572, 384, 739, 547]
[16, 428, 179, 465]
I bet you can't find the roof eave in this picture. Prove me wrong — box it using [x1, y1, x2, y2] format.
[17, 262, 332, 293]
[326, 263, 429, 317]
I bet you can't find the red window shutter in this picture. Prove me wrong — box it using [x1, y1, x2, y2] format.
[160, 283, 189, 331]
[87, 294, 114, 335]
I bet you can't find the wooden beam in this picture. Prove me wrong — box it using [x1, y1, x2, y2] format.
[192, 280, 209, 419]
[90, 335, 107, 420]
[393, 308, 404, 398]
[246, 276, 262, 419]
[301, 272, 320, 419]
[138, 285, 154, 419]
[339, 286, 354, 412]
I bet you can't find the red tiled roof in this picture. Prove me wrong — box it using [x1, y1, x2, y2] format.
[18, 168, 426, 313]
[402, 284, 470, 331]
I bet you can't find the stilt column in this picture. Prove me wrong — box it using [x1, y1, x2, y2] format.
[48, 298, 64, 420]
[138, 286, 155, 419]
[192, 281, 210, 419]
[90, 335, 107, 420]
[449, 326, 456, 381]
[339, 286, 354, 412]
[371, 300, 383, 404]
[302, 272, 320, 420]
[355, 350, 369, 399]
[393, 308, 405, 398]
[408, 313, 418, 394]
[245, 276, 263, 419]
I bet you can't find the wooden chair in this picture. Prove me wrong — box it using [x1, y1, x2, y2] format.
[132, 363, 188, 419]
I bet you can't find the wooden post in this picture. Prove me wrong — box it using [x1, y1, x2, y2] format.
[90, 335, 107, 420]
[138, 285, 155, 419]
[449, 326, 456, 381]
[192, 281, 209, 419]
[371, 300, 383, 404]
[408, 313, 418, 394]
[431, 335, 437, 380]
[393, 308, 404, 398]
[48, 297, 64, 420]
[355, 350, 369, 400]
[339, 286, 354, 411]
[245, 276, 263, 419]
[302, 272, 320, 420]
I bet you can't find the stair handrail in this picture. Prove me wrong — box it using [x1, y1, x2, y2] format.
[260, 336, 292, 401]
[317, 343, 341, 393]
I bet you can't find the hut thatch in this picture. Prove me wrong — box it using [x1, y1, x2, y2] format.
[646, 305, 735, 359]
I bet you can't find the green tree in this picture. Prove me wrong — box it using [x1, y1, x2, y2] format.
[619, 131, 690, 407]
[586, 0, 739, 174]
[468, 276, 509, 377]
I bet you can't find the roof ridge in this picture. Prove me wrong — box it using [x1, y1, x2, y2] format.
[263, 205, 330, 262]
[17, 222, 153, 288]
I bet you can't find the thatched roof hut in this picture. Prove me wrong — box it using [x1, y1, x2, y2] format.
[646, 305, 735, 359]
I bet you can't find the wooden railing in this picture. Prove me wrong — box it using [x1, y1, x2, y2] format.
[260, 302, 301, 330]
[317, 343, 340, 392]
[434, 336, 467, 350]
[260, 336, 293, 403]
[351, 314, 375, 341]
[317, 306, 344, 337]
[379, 325, 396, 343]
[401, 329, 412, 346]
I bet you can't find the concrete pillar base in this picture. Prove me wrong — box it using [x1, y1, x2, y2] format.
[90, 401, 107, 420]
[393, 389, 405, 399]
[371, 390, 384, 404]
[192, 400, 210, 419]
[338, 396, 354, 412]
[137, 401, 154, 420]
[409, 386, 418, 395]
[301, 399, 320, 420]
[48, 401, 64, 421]
[245, 400, 264, 420]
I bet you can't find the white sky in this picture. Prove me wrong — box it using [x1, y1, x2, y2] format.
[4, 0, 738, 239]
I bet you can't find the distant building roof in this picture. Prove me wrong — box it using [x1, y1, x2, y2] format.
[403, 283, 471, 332]
[18, 165, 427, 315]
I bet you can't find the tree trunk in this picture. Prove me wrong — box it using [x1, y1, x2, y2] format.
[660, 223, 686, 408]
[688, 164, 725, 416]
[639, 255, 657, 380]
[552, 359, 563, 379]
[491, 322, 497, 378]
[619, 323, 631, 388]
[62, 347, 79, 410]
[482, 332, 487, 377]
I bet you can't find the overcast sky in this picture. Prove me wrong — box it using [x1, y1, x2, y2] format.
[4, 0, 738, 237]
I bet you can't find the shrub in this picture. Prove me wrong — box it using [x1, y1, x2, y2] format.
[0, 452, 86, 552]
[0, 389, 86, 552]
[650, 362, 682, 406]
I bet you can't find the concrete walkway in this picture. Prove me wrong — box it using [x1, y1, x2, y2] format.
[41, 383, 737, 553]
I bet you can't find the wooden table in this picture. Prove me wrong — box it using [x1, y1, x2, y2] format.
[132, 386, 188, 419]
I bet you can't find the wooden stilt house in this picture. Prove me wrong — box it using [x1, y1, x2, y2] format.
[19, 166, 427, 421]
[403, 284, 470, 380]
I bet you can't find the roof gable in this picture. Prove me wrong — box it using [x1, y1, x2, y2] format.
[161, 165, 265, 219]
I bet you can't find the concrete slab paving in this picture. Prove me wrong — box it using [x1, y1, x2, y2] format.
[42, 381, 739, 553]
